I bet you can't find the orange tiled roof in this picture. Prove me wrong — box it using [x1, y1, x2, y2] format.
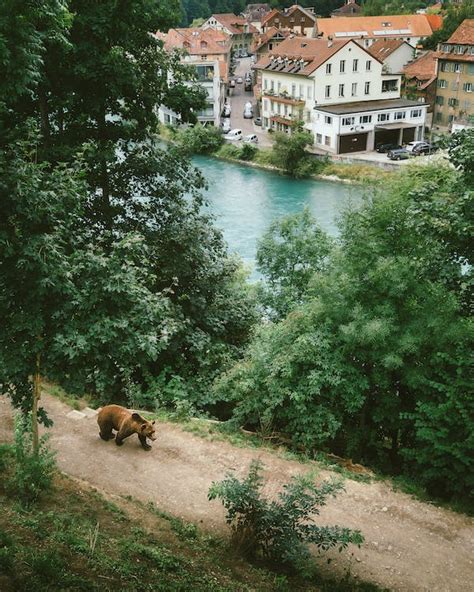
[252, 26, 293, 52]
[210, 13, 258, 35]
[366, 38, 409, 60]
[403, 50, 437, 88]
[425, 14, 443, 32]
[447, 19, 474, 44]
[158, 27, 231, 56]
[255, 37, 376, 77]
[262, 9, 279, 26]
[316, 14, 436, 39]
[262, 4, 316, 26]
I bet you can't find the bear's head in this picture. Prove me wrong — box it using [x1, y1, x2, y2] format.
[132, 414, 157, 441]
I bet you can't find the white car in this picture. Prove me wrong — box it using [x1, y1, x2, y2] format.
[405, 141, 426, 152]
[224, 129, 242, 141]
[243, 134, 258, 144]
[243, 101, 253, 119]
[221, 120, 231, 133]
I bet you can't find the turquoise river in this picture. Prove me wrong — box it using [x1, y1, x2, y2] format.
[193, 155, 363, 276]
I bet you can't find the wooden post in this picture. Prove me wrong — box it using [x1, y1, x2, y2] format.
[32, 352, 41, 455]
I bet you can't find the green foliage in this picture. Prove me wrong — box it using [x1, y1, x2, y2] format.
[422, 1, 474, 50]
[208, 460, 363, 568]
[271, 131, 314, 177]
[256, 208, 333, 319]
[176, 124, 225, 154]
[239, 142, 258, 161]
[4, 415, 56, 506]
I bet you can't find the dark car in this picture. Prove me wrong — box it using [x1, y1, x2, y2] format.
[254, 117, 262, 126]
[387, 148, 411, 161]
[412, 142, 439, 156]
[376, 142, 402, 153]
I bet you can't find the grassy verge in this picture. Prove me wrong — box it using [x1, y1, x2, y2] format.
[0, 450, 383, 592]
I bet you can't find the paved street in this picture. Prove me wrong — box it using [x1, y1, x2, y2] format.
[226, 57, 272, 147]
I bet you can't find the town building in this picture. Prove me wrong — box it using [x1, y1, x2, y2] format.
[242, 3, 271, 32]
[366, 39, 415, 74]
[433, 19, 474, 128]
[261, 4, 317, 36]
[315, 14, 442, 48]
[255, 36, 428, 153]
[252, 27, 294, 60]
[331, 0, 362, 18]
[402, 50, 438, 117]
[202, 13, 258, 56]
[156, 28, 231, 126]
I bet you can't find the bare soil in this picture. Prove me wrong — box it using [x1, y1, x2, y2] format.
[0, 394, 472, 592]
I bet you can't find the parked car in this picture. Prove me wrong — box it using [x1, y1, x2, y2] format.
[243, 134, 258, 144]
[243, 101, 253, 119]
[387, 148, 411, 160]
[412, 142, 439, 156]
[222, 103, 231, 117]
[405, 140, 427, 153]
[224, 129, 242, 141]
[229, 79, 236, 88]
[376, 142, 402, 153]
[236, 77, 243, 84]
[254, 117, 262, 126]
[244, 79, 252, 91]
[221, 120, 231, 133]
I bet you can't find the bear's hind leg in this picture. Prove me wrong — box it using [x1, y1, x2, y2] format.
[99, 428, 115, 441]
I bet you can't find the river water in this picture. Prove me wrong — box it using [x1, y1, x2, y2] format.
[193, 155, 362, 276]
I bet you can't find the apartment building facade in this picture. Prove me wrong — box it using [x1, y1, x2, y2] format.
[433, 19, 474, 128]
[202, 13, 257, 56]
[256, 37, 427, 153]
[261, 4, 316, 36]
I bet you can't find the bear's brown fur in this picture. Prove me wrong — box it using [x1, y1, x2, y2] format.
[97, 405, 157, 451]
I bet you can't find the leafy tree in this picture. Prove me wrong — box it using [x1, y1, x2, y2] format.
[256, 208, 333, 319]
[175, 123, 225, 154]
[422, 1, 474, 50]
[271, 130, 314, 177]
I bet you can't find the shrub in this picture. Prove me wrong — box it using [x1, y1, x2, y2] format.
[176, 124, 224, 154]
[217, 143, 241, 160]
[239, 143, 257, 161]
[6, 415, 56, 506]
[208, 460, 363, 570]
[271, 131, 313, 177]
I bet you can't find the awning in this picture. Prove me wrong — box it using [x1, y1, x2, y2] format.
[375, 122, 416, 129]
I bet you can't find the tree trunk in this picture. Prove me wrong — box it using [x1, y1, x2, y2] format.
[32, 353, 41, 455]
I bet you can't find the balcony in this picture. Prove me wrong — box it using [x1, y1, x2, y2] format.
[263, 90, 305, 106]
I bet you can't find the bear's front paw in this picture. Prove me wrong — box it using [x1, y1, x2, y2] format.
[142, 444, 152, 451]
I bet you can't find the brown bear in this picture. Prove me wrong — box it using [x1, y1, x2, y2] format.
[97, 405, 157, 451]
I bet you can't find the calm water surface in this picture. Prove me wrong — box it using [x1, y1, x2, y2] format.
[193, 155, 362, 275]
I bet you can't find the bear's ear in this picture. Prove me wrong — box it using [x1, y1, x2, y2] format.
[132, 413, 141, 421]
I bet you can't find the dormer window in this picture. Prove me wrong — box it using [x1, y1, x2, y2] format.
[382, 22, 391, 27]
[200, 40, 207, 49]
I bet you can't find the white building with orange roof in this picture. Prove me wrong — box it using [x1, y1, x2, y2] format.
[365, 39, 415, 74]
[255, 36, 428, 154]
[316, 13, 442, 49]
[156, 27, 231, 127]
[202, 13, 258, 56]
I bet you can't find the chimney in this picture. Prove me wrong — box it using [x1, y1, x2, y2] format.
[327, 35, 333, 47]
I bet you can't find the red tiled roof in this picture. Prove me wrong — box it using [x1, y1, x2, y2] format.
[447, 19, 474, 44]
[255, 37, 377, 76]
[403, 50, 437, 88]
[425, 14, 443, 32]
[261, 8, 279, 26]
[316, 14, 437, 39]
[157, 27, 231, 56]
[262, 4, 316, 26]
[210, 13, 258, 35]
[252, 26, 293, 52]
[366, 39, 409, 60]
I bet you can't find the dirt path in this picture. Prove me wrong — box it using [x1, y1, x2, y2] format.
[0, 394, 472, 591]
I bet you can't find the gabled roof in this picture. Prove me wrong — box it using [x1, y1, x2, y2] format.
[425, 13, 443, 32]
[209, 13, 258, 35]
[262, 4, 317, 26]
[447, 19, 474, 44]
[255, 37, 378, 77]
[243, 3, 271, 22]
[366, 39, 411, 61]
[157, 27, 231, 56]
[403, 50, 437, 88]
[332, 0, 361, 16]
[316, 14, 437, 40]
[252, 27, 293, 52]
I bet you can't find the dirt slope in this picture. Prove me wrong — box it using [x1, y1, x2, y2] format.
[0, 394, 472, 592]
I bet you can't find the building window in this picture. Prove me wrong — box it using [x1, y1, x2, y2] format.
[316, 133, 322, 144]
[264, 79, 268, 90]
[325, 85, 331, 98]
[270, 80, 274, 91]
[299, 84, 304, 98]
[394, 111, 406, 120]
[364, 81, 370, 95]
[325, 135, 331, 146]
[454, 63, 462, 73]
[263, 99, 268, 110]
[463, 82, 473, 93]
[440, 62, 451, 72]
[326, 63, 332, 74]
[291, 84, 296, 97]
[277, 81, 281, 93]
[366, 60, 372, 71]
[352, 82, 357, 96]
[435, 96, 444, 106]
[438, 79, 447, 88]
[360, 115, 372, 123]
[448, 97, 459, 107]
[377, 113, 389, 122]
[340, 60, 345, 73]
[436, 112, 443, 122]
[339, 84, 345, 97]
[382, 79, 398, 93]
[307, 86, 313, 99]
[325, 116, 332, 124]
[353, 59, 358, 72]
[342, 117, 355, 126]
[448, 114, 455, 123]
[410, 109, 422, 118]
